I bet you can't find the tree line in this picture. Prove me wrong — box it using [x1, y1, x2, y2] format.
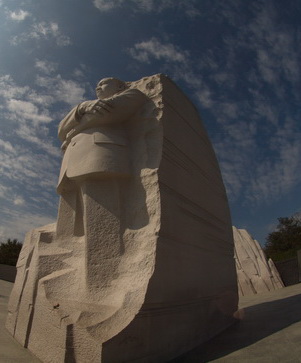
[264, 216, 301, 262]
[0, 238, 22, 266]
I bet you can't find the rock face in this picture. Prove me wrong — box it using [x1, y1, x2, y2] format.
[6, 74, 238, 363]
[233, 226, 284, 296]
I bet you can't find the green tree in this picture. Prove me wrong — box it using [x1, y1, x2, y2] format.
[0, 238, 23, 266]
[265, 217, 301, 261]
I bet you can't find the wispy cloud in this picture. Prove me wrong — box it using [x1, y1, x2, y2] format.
[7, 99, 52, 124]
[195, 88, 213, 108]
[248, 4, 299, 87]
[0, 72, 86, 156]
[0, 184, 9, 199]
[35, 59, 58, 74]
[93, 0, 200, 16]
[35, 75, 86, 107]
[0, 140, 59, 186]
[0, 65, 89, 240]
[0, 75, 29, 99]
[8, 9, 30, 21]
[0, 71, 86, 111]
[13, 196, 25, 205]
[11, 21, 71, 47]
[93, 0, 122, 11]
[0, 139, 15, 154]
[128, 37, 189, 64]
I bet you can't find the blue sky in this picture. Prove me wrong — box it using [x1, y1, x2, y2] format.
[0, 0, 300, 246]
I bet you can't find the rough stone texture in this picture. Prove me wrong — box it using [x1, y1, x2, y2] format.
[6, 74, 238, 363]
[233, 226, 284, 296]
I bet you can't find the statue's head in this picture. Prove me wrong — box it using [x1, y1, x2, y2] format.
[96, 78, 127, 99]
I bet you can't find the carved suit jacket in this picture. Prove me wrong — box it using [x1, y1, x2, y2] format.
[57, 88, 147, 194]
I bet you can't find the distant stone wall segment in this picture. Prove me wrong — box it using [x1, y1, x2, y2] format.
[233, 226, 284, 296]
[6, 74, 238, 362]
[0, 264, 16, 282]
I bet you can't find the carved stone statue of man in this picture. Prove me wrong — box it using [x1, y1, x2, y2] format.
[55, 78, 147, 289]
[6, 75, 239, 363]
[57, 78, 146, 193]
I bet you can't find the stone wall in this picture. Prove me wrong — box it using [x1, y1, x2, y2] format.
[233, 226, 284, 296]
[274, 257, 299, 286]
[0, 264, 16, 282]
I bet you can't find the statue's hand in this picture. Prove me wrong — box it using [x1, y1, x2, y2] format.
[77, 100, 113, 117]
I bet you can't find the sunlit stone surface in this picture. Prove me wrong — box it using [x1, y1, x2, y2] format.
[6, 74, 238, 363]
[233, 226, 284, 296]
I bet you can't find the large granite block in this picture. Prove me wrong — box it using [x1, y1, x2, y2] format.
[6, 74, 238, 362]
[233, 226, 284, 296]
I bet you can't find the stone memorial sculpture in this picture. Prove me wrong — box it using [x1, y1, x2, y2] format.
[233, 226, 284, 296]
[6, 74, 238, 362]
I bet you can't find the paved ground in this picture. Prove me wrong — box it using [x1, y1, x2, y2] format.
[1, 279, 301, 362]
[172, 283, 301, 363]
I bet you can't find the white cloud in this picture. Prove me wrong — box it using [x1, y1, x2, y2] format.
[0, 72, 86, 122]
[93, 0, 200, 16]
[11, 21, 71, 47]
[0, 139, 15, 154]
[9, 9, 30, 21]
[15, 124, 60, 157]
[256, 49, 278, 85]
[0, 141, 59, 185]
[35, 59, 58, 74]
[7, 99, 52, 124]
[212, 72, 234, 87]
[0, 75, 29, 99]
[93, 0, 123, 11]
[195, 89, 213, 108]
[35, 75, 86, 107]
[73, 68, 84, 79]
[253, 101, 278, 126]
[0, 183, 9, 198]
[128, 37, 189, 64]
[13, 196, 25, 205]
[246, 4, 299, 89]
[26, 91, 55, 107]
[214, 113, 301, 205]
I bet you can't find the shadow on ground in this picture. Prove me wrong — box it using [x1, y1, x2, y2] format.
[170, 292, 301, 362]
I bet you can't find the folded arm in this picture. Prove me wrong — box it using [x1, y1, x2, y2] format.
[58, 89, 147, 148]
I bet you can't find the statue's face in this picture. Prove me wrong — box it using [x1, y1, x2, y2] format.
[96, 78, 122, 99]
